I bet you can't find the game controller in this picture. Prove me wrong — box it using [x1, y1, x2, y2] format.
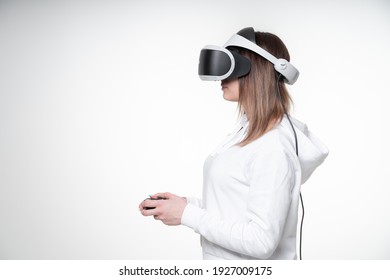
[143, 196, 166, 210]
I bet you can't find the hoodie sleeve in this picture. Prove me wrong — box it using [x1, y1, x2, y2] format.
[186, 197, 203, 208]
[181, 147, 295, 259]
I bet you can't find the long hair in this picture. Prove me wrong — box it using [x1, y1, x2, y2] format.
[238, 31, 293, 146]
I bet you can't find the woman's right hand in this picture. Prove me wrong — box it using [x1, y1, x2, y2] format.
[139, 192, 187, 226]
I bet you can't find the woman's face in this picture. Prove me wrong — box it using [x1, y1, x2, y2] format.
[221, 79, 239, 102]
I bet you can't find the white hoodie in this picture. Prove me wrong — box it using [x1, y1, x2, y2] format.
[181, 115, 329, 260]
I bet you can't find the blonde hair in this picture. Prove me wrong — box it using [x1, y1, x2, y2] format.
[238, 31, 293, 146]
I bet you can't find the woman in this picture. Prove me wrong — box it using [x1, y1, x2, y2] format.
[139, 27, 328, 260]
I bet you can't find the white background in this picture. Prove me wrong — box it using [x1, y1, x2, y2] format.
[0, 0, 389, 259]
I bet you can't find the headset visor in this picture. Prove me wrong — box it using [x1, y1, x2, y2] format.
[198, 46, 234, 81]
[198, 45, 251, 81]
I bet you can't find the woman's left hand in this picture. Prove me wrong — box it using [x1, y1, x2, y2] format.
[139, 192, 187, 226]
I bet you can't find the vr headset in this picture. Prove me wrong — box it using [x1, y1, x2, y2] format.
[198, 27, 299, 85]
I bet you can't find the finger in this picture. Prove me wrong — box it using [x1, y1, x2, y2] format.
[142, 199, 160, 209]
[139, 202, 148, 212]
[150, 193, 165, 199]
[141, 205, 160, 217]
[138, 200, 148, 210]
[151, 192, 171, 199]
[141, 208, 158, 217]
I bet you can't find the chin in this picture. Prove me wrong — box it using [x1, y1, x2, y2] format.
[223, 94, 238, 102]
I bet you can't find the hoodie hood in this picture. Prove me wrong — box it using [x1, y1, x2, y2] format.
[287, 117, 329, 184]
[212, 114, 329, 185]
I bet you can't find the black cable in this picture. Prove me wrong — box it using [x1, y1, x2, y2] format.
[299, 192, 304, 260]
[284, 113, 299, 157]
[276, 73, 304, 260]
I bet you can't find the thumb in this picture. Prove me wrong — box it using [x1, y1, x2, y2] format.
[151, 192, 172, 199]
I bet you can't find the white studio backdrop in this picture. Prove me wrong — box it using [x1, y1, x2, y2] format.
[0, 0, 389, 259]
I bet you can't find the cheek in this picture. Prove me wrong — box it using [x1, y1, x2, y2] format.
[233, 82, 240, 99]
[222, 80, 240, 102]
[223, 89, 239, 102]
